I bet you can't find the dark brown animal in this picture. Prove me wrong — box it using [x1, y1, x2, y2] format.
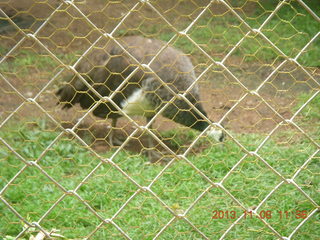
[57, 36, 224, 155]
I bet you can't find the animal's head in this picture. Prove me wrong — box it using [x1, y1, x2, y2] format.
[207, 126, 225, 142]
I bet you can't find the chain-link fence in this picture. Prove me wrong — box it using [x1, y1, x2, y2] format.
[0, 0, 319, 239]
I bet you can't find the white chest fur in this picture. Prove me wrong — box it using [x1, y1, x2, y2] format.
[120, 88, 154, 117]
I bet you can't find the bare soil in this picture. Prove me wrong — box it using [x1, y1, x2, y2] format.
[1, 0, 319, 159]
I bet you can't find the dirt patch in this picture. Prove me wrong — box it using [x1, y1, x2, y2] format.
[0, 63, 313, 160]
[1, 0, 319, 160]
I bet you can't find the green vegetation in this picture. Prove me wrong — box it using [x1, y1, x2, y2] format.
[127, 0, 319, 66]
[1, 1, 319, 239]
[295, 93, 320, 121]
[1, 0, 318, 78]
[292, 92, 320, 142]
[1, 103, 319, 239]
[0, 49, 79, 77]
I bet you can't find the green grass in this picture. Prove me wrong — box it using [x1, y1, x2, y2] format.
[123, 1, 319, 66]
[292, 92, 320, 142]
[1, 1, 319, 73]
[1, 109, 319, 239]
[0, 48, 80, 78]
[0, 2, 319, 239]
[1, 1, 319, 78]
[294, 93, 320, 121]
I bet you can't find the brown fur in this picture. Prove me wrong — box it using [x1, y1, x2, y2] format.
[57, 36, 209, 131]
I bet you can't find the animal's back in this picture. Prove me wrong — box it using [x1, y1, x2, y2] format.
[107, 36, 198, 93]
[57, 36, 204, 125]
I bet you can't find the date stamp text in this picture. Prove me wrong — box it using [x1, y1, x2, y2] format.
[212, 210, 308, 220]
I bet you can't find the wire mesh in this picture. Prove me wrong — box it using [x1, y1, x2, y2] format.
[0, 0, 319, 239]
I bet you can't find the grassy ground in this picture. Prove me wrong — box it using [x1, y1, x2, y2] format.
[1, 1, 319, 239]
[1, 0, 319, 75]
[131, 0, 320, 66]
[0, 48, 79, 75]
[1, 93, 319, 239]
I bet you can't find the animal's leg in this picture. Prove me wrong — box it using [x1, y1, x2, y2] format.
[146, 117, 155, 159]
[144, 117, 173, 164]
[108, 118, 124, 146]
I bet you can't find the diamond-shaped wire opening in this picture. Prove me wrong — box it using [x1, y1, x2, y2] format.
[38, 71, 91, 127]
[223, 33, 286, 90]
[0, 7, 25, 53]
[76, 163, 139, 219]
[0, 104, 60, 161]
[258, 183, 316, 237]
[223, 93, 284, 140]
[72, 115, 129, 151]
[223, 155, 281, 208]
[55, 100, 129, 151]
[290, 92, 320, 144]
[151, 160, 211, 210]
[88, 223, 127, 240]
[197, 63, 247, 121]
[111, 150, 170, 187]
[288, 209, 320, 239]
[187, 187, 243, 240]
[39, 194, 102, 239]
[156, 219, 206, 239]
[0, 1, 55, 34]
[258, 123, 318, 179]
[1, 165, 64, 228]
[80, 0, 138, 33]
[293, 151, 319, 201]
[0, 141, 26, 190]
[187, 2, 250, 62]
[0, 77, 24, 124]
[37, 131, 102, 190]
[113, 191, 173, 239]
[261, 1, 320, 61]
[118, 120, 177, 162]
[259, 61, 318, 119]
[0, 44, 62, 99]
[224, 214, 280, 239]
[155, 125, 220, 157]
[167, 34, 215, 68]
[149, 0, 212, 31]
[35, 4, 101, 59]
[113, 2, 176, 40]
[215, 91, 285, 161]
[226, 0, 277, 29]
[188, 137, 244, 183]
[0, 200, 25, 237]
